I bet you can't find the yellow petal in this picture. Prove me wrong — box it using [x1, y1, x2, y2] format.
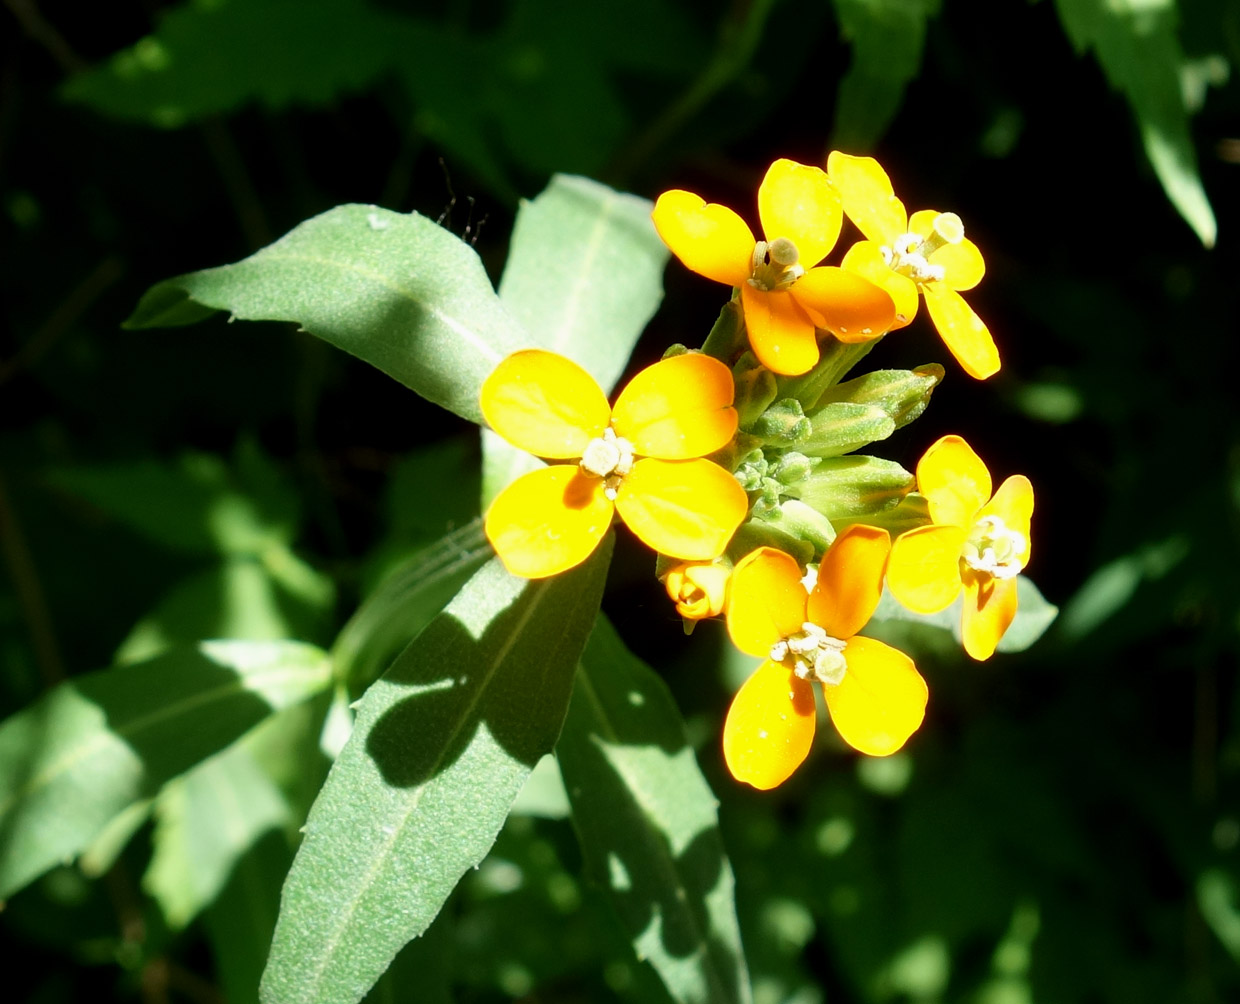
[961, 572, 1019, 661]
[614, 457, 748, 561]
[840, 241, 919, 328]
[652, 190, 754, 287]
[757, 158, 841, 267]
[481, 350, 610, 458]
[740, 283, 819, 376]
[826, 151, 907, 246]
[611, 353, 738, 459]
[807, 524, 891, 639]
[917, 434, 992, 529]
[792, 266, 896, 344]
[921, 284, 1000, 380]
[723, 659, 817, 790]
[485, 465, 613, 578]
[664, 560, 731, 620]
[726, 546, 809, 657]
[825, 636, 927, 756]
[886, 524, 967, 613]
[978, 474, 1034, 568]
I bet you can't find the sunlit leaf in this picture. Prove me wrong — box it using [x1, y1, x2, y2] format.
[0, 641, 331, 898]
[259, 543, 611, 1004]
[556, 616, 752, 1004]
[124, 204, 529, 424]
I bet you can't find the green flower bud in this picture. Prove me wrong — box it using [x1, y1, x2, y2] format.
[815, 364, 945, 431]
[831, 492, 931, 537]
[794, 455, 915, 522]
[770, 451, 820, 487]
[728, 519, 814, 567]
[733, 449, 769, 491]
[700, 298, 747, 362]
[798, 402, 895, 458]
[747, 398, 811, 445]
[754, 498, 836, 556]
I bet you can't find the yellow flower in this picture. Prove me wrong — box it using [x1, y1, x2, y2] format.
[652, 159, 896, 377]
[826, 151, 1000, 380]
[481, 349, 749, 579]
[664, 558, 731, 621]
[722, 526, 928, 790]
[885, 435, 1034, 661]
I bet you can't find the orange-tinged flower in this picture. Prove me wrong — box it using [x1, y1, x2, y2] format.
[652, 159, 896, 377]
[664, 558, 731, 621]
[886, 435, 1034, 660]
[722, 526, 928, 789]
[827, 151, 1000, 380]
[481, 349, 749, 579]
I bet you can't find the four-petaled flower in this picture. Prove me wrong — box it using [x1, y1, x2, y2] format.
[723, 525, 929, 790]
[827, 151, 1000, 380]
[886, 434, 1034, 660]
[481, 349, 749, 579]
[652, 159, 896, 377]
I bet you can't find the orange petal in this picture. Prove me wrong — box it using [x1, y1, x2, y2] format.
[825, 636, 927, 756]
[921, 284, 1000, 380]
[978, 474, 1034, 568]
[652, 190, 754, 287]
[484, 465, 613, 578]
[723, 659, 817, 790]
[792, 266, 896, 344]
[757, 158, 841, 267]
[614, 457, 748, 561]
[840, 241, 919, 329]
[726, 547, 810, 657]
[916, 434, 992, 529]
[886, 524, 967, 614]
[961, 572, 1019, 661]
[826, 151, 907, 246]
[739, 283, 819, 376]
[481, 350, 610, 458]
[611, 353, 738, 459]
[807, 524, 891, 639]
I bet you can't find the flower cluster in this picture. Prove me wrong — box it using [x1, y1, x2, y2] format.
[480, 154, 1035, 790]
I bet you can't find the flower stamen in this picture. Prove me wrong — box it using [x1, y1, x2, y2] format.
[961, 514, 1027, 580]
[748, 237, 806, 292]
[770, 622, 848, 685]
[579, 427, 635, 500]
[880, 212, 964, 286]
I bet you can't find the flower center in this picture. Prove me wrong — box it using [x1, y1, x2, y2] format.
[579, 427, 635, 500]
[747, 237, 805, 292]
[961, 514, 1027, 580]
[770, 622, 847, 686]
[880, 212, 964, 285]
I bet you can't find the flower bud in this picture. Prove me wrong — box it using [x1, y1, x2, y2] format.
[814, 364, 945, 431]
[798, 402, 895, 458]
[747, 398, 812, 446]
[794, 456, 915, 522]
[663, 559, 732, 621]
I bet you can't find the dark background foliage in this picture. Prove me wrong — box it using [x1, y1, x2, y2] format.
[2, 0, 1238, 1001]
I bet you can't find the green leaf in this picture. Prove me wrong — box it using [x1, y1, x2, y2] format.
[485, 174, 669, 504]
[0, 640, 331, 898]
[124, 204, 529, 424]
[557, 616, 752, 1004]
[1053, 0, 1216, 246]
[331, 519, 493, 689]
[830, 0, 941, 152]
[259, 543, 612, 1004]
[144, 741, 291, 928]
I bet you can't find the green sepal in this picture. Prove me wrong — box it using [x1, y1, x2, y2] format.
[794, 455, 915, 523]
[700, 298, 747, 362]
[773, 336, 878, 409]
[746, 398, 811, 446]
[727, 517, 815, 566]
[831, 492, 931, 537]
[815, 364, 945, 431]
[797, 401, 895, 458]
[753, 499, 837, 557]
[732, 352, 778, 429]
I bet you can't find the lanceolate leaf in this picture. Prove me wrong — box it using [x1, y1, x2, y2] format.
[557, 616, 752, 1004]
[124, 204, 530, 424]
[259, 543, 612, 1004]
[0, 641, 331, 899]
